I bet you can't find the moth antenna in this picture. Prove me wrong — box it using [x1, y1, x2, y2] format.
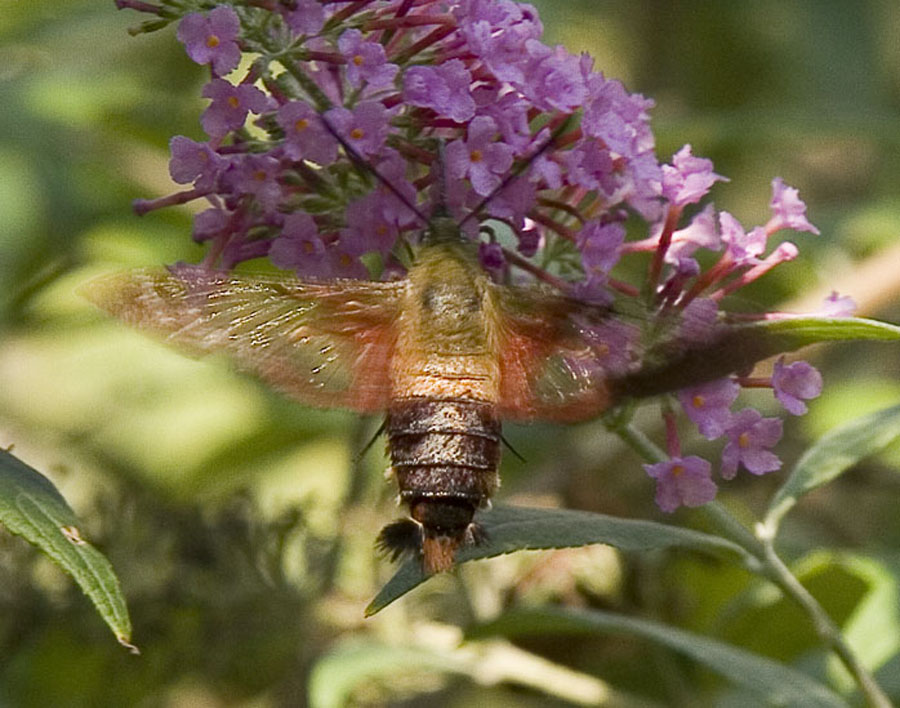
[355, 418, 387, 463]
[500, 433, 526, 463]
[459, 113, 577, 229]
[317, 111, 431, 228]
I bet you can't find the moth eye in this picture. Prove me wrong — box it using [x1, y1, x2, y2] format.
[375, 518, 423, 562]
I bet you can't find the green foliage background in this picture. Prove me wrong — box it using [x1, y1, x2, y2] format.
[2, 1, 900, 706]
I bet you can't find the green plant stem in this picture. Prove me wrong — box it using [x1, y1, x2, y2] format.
[758, 539, 892, 708]
[615, 422, 892, 707]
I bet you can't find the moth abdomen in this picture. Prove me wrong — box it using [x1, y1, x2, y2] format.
[384, 397, 501, 573]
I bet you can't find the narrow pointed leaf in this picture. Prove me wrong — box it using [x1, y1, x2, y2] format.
[616, 316, 900, 400]
[0, 449, 136, 652]
[467, 607, 847, 708]
[764, 404, 900, 533]
[367, 505, 748, 616]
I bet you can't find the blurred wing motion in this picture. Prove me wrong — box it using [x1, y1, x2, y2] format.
[83, 267, 403, 412]
[495, 285, 635, 423]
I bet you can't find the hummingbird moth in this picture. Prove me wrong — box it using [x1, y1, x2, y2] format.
[85, 196, 673, 573]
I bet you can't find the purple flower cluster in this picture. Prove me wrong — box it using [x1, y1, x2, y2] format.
[121, 0, 841, 513]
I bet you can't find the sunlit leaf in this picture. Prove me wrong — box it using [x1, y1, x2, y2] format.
[467, 607, 847, 708]
[367, 505, 749, 615]
[308, 641, 452, 708]
[0, 448, 135, 652]
[764, 403, 900, 533]
[309, 634, 629, 707]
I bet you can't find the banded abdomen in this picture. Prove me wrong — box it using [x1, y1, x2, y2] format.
[385, 397, 500, 573]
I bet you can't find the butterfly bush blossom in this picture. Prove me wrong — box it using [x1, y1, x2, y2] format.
[120, 0, 843, 512]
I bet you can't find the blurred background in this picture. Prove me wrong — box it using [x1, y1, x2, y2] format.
[2, 1, 900, 705]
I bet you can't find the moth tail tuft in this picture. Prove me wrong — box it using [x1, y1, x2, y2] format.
[375, 518, 423, 563]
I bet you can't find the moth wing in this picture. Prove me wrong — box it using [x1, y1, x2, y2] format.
[494, 285, 639, 423]
[83, 266, 403, 412]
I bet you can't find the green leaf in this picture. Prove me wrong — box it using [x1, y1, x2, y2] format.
[616, 316, 900, 400]
[797, 553, 900, 692]
[467, 607, 848, 708]
[308, 641, 452, 708]
[367, 505, 749, 616]
[0, 448, 136, 652]
[764, 403, 900, 533]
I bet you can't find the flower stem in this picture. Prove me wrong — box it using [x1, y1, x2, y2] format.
[614, 423, 891, 706]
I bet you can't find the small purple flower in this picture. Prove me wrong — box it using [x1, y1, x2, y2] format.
[201, 79, 271, 139]
[340, 191, 400, 256]
[678, 378, 740, 440]
[772, 357, 823, 415]
[644, 456, 718, 513]
[478, 241, 505, 272]
[578, 221, 624, 277]
[719, 211, 766, 266]
[403, 61, 476, 123]
[721, 409, 783, 479]
[282, 0, 326, 36]
[169, 136, 226, 191]
[560, 138, 615, 193]
[768, 177, 820, 235]
[820, 291, 857, 317]
[270, 213, 330, 278]
[582, 73, 655, 157]
[678, 298, 719, 345]
[485, 175, 536, 226]
[177, 6, 241, 77]
[666, 203, 720, 273]
[277, 101, 338, 165]
[324, 101, 391, 158]
[531, 153, 563, 190]
[192, 207, 229, 243]
[326, 244, 369, 279]
[522, 41, 586, 112]
[662, 145, 728, 207]
[226, 154, 282, 212]
[578, 317, 639, 376]
[457, 0, 541, 80]
[517, 227, 541, 257]
[476, 88, 532, 150]
[338, 29, 399, 89]
[445, 116, 515, 196]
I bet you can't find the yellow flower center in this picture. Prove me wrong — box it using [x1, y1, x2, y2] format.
[206, 34, 220, 49]
[692, 394, 705, 408]
[294, 118, 309, 133]
[671, 464, 685, 477]
[469, 149, 483, 163]
[227, 96, 240, 109]
[353, 54, 364, 66]
[350, 127, 365, 140]
[339, 253, 353, 267]
[738, 432, 750, 449]
[253, 169, 267, 182]
[303, 241, 316, 254]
